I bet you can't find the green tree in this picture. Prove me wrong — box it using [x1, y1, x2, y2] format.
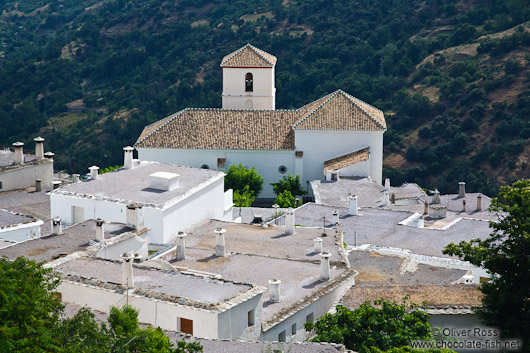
[443, 179, 530, 347]
[0, 256, 63, 353]
[274, 190, 297, 208]
[225, 163, 264, 200]
[233, 185, 255, 207]
[305, 299, 437, 353]
[271, 174, 307, 197]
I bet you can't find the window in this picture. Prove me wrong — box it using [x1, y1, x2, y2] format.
[306, 313, 314, 324]
[200, 164, 209, 169]
[248, 309, 255, 327]
[278, 330, 286, 342]
[217, 158, 226, 168]
[291, 323, 297, 335]
[0, 181, 2, 189]
[245, 73, 253, 92]
[178, 317, 193, 335]
[331, 172, 338, 181]
[278, 165, 287, 174]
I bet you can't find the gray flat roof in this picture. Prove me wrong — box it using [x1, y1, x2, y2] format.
[0, 209, 35, 227]
[0, 220, 129, 262]
[55, 257, 251, 304]
[0, 152, 36, 168]
[294, 203, 492, 257]
[53, 162, 224, 208]
[0, 189, 51, 234]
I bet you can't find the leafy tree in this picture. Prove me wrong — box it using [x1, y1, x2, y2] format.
[0, 256, 63, 353]
[274, 190, 297, 208]
[233, 185, 255, 207]
[271, 174, 307, 197]
[443, 179, 530, 347]
[305, 299, 437, 353]
[224, 163, 263, 199]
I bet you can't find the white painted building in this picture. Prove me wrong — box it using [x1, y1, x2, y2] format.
[0, 138, 54, 192]
[135, 44, 386, 199]
[0, 209, 43, 242]
[50, 159, 234, 244]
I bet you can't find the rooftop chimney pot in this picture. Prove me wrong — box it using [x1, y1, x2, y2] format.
[120, 252, 135, 288]
[314, 237, 323, 253]
[52, 217, 62, 235]
[89, 166, 99, 180]
[424, 201, 429, 215]
[268, 279, 281, 303]
[381, 191, 390, 207]
[348, 195, 359, 216]
[462, 199, 466, 213]
[35, 179, 42, 192]
[432, 189, 441, 204]
[13, 142, 24, 165]
[214, 228, 226, 257]
[477, 194, 482, 211]
[34, 137, 45, 160]
[384, 178, 390, 191]
[320, 252, 331, 281]
[175, 231, 187, 261]
[332, 211, 339, 225]
[126, 203, 144, 230]
[285, 208, 295, 235]
[96, 218, 105, 241]
[44, 151, 54, 159]
[72, 174, 80, 183]
[458, 182, 466, 198]
[123, 146, 134, 169]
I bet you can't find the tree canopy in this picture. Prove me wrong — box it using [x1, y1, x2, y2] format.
[224, 163, 264, 202]
[443, 179, 530, 347]
[271, 174, 307, 197]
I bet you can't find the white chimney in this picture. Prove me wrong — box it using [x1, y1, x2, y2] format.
[123, 146, 134, 169]
[215, 228, 226, 257]
[175, 231, 186, 261]
[384, 178, 390, 191]
[34, 137, 45, 160]
[52, 181, 61, 189]
[381, 191, 390, 207]
[72, 174, 80, 183]
[44, 151, 54, 160]
[268, 279, 281, 303]
[120, 252, 135, 288]
[432, 189, 441, 204]
[285, 208, 295, 235]
[96, 218, 105, 241]
[417, 216, 425, 228]
[458, 182, 466, 198]
[314, 237, 323, 253]
[52, 217, 62, 235]
[35, 179, 42, 192]
[424, 201, 429, 215]
[348, 195, 359, 216]
[272, 204, 279, 216]
[89, 166, 99, 180]
[462, 199, 466, 212]
[332, 211, 339, 225]
[149, 172, 179, 191]
[320, 252, 331, 281]
[126, 203, 144, 230]
[13, 142, 24, 164]
[477, 194, 482, 211]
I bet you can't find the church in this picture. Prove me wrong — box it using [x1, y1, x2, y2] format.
[135, 44, 386, 198]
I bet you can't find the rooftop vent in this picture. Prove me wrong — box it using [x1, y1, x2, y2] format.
[13, 142, 23, 165]
[458, 182, 466, 198]
[34, 137, 45, 160]
[269, 279, 281, 303]
[149, 172, 179, 191]
[123, 146, 134, 169]
[96, 218, 105, 241]
[89, 166, 99, 180]
[175, 231, 186, 261]
[120, 252, 135, 288]
[320, 252, 331, 281]
[214, 228, 226, 257]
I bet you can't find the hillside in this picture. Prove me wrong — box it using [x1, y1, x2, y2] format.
[1, 0, 529, 195]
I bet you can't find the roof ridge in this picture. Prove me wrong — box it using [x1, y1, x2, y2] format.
[134, 108, 189, 147]
[339, 90, 385, 129]
[293, 90, 341, 128]
[220, 43, 275, 67]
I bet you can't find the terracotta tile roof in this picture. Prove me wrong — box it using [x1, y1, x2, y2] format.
[294, 90, 386, 131]
[323, 147, 370, 174]
[220, 44, 277, 68]
[135, 108, 303, 150]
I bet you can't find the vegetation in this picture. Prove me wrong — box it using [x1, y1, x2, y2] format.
[443, 179, 530, 349]
[224, 163, 263, 205]
[0, 256, 202, 353]
[0, 0, 529, 194]
[305, 299, 453, 353]
[99, 165, 123, 174]
[274, 189, 297, 208]
[271, 174, 306, 197]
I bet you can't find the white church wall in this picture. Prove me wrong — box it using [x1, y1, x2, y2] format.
[295, 130, 384, 185]
[222, 67, 275, 110]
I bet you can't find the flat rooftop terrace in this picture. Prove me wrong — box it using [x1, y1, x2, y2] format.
[0, 209, 35, 228]
[53, 162, 223, 207]
[0, 189, 51, 234]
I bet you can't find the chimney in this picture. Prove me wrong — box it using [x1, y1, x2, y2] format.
[35, 179, 42, 192]
[477, 194, 482, 211]
[89, 166, 99, 180]
[314, 237, 323, 253]
[214, 228, 226, 257]
[268, 279, 281, 303]
[417, 216, 425, 228]
[13, 142, 24, 164]
[72, 174, 80, 183]
[52, 217, 62, 235]
[120, 252, 135, 288]
[96, 218, 105, 241]
[272, 204, 279, 216]
[175, 231, 186, 261]
[381, 191, 389, 207]
[126, 204, 144, 230]
[285, 208, 295, 235]
[432, 189, 441, 204]
[34, 137, 45, 160]
[462, 199, 466, 212]
[44, 151, 54, 160]
[52, 181, 62, 189]
[348, 196, 359, 216]
[332, 211, 339, 225]
[458, 182, 466, 198]
[149, 172, 179, 191]
[384, 178, 390, 191]
[123, 146, 134, 169]
[320, 252, 331, 281]
[424, 201, 429, 215]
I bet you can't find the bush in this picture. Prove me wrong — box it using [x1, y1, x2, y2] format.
[274, 190, 297, 208]
[225, 163, 263, 199]
[271, 174, 306, 196]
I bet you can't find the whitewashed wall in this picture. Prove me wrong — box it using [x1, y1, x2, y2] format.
[0, 160, 53, 192]
[295, 130, 384, 185]
[96, 235, 148, 260]
[137, 148, 296, 199]
[222, 67, 275, 110]
[0, 221, 43, 242]
[218, 293, 264, 340]
[337, 159, 370, 178]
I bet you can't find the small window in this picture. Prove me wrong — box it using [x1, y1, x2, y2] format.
[217, 158, 226, 168]
[291, 323, 297, 335]
[248, 309, 255, 327]
[278, 330, 286, 342]
[331, 172, 338, 181]
[178, 317, 193, 335]
[245, 73, 253, 92]
[0, 181, 3, 189]
[200, 164, 209, 169]
[278, 165, 287, 174]
[306, 313, 314, 324]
